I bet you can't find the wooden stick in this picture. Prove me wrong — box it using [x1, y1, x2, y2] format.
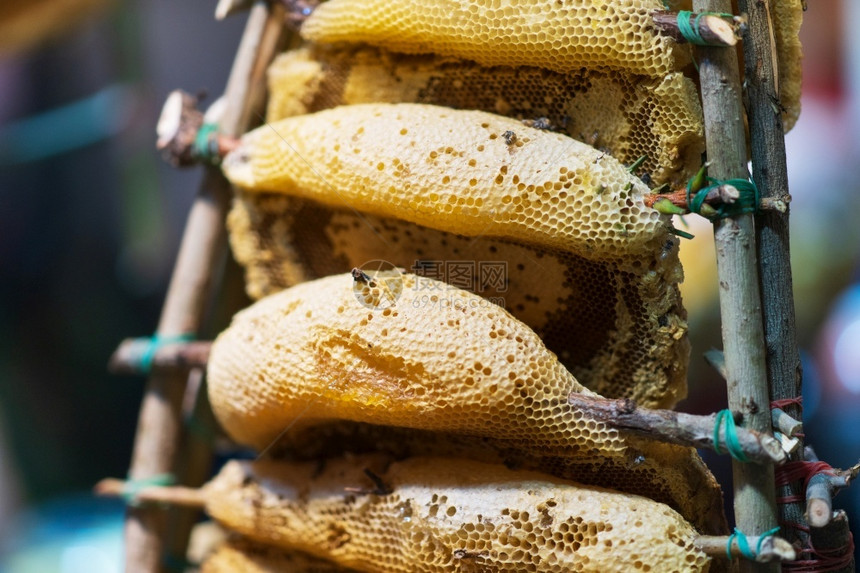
[652, 10, 741, 46]
[567, 394, 785, 464]
[704, 348, 728, 379]
[806, 474, 843, 528]
[122, 4, 285, 572]
[218, 0, 321, 28]
[695, 534, 796, 562]
[736, 0, 810, 551]
[772, 432, 801, 455]
[646, 188, 790, 214]
[109, 338, 212, 374]
[692, 0, 779, 571]
[155, 91, 239, 167]
[165, 368, 222, 564]
[806, 471, 854, 529]
[96, 478, 207, 509]
[771, 408, 803, 437]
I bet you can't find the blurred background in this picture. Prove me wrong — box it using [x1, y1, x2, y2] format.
[0, 1, 858, 571]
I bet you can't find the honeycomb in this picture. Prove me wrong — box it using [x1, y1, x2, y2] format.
[770, 0, 803, 131]
[300, 0, 692, 79]
[203, 456, 713, 573]
[211, 272, 646, 453]
[266, 46, 705, 186]
[227, 195, 689, 407]
[201, 537, 352, 572]
[222, 103, 668, 262]
[206, 272, 723, 537]
[222, 102, 689, 407]
[277, 421, 727, 536]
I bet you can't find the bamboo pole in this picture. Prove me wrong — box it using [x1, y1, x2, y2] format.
[122, 4, 287, 571]
[691, 0, 779, 571]
[736, 0, 810, 548]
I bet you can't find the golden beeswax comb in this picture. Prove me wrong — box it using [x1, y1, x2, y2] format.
[277, 421, 728, 536]
[209, 272, 640, 454]
[222, 103, 666, 261]
[299, 0, 691, 79]
[265, 45, 705, 187]
[201, 537, 354, 573]
[202, 456, 714, 572]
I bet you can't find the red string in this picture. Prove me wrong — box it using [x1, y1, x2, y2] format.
[775, 461, 837, 492]
[782, 526, 855, 572]
[771, 396, 804, 410]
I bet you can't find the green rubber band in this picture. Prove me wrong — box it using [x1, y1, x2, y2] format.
[677, 11, 736, 46]
[122, 473, 175, 506]
[713, 409, 749, 462]
[726, 526, 781, 560]
[193, 122, 221, 164]
[756, 527, 781, 555]
[727, 527, 755, 560]
[140, 333, 195, 374]
[685, 175, 760, 221]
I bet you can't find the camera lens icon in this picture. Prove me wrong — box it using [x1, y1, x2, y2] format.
[351, 260, 404, 310]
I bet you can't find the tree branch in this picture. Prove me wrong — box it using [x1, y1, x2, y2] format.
[567, 394, 785, 465]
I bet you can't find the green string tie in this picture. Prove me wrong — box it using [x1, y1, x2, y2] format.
[139, 333, 195, 374]
[676, 11, 735, 46]
[122, 473, 175, 507]
[193, 122, 221, 164]
[713, 409, 749, 462]
[726, 526, 781, 560]
[686, 176, 760, 220]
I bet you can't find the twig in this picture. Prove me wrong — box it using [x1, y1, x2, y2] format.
[704, 348, 728, 379]
[772, 432, 801, 455]
[806, 473, 849, 528]
[695, 534, 796, 562]
[652, 10, 742, 46]
[216, 0, 320, 27]
[96, 478, 207, 509]
[803, 462, 857, 528]
[156, 91, 239, 167]
[109, 338, 212, 374]
[567, 394, 785, 464]
[693, 0, 779, 570]
[645, 187, 789, 214]
[771, 408, 803, 438]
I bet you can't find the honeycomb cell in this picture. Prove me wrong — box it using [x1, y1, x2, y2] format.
[300, 0, 691, 79]
[203, 456, 713, 572]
